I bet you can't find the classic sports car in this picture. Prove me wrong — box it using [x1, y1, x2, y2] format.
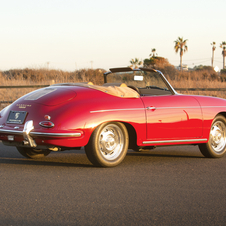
[0, 67, 226, 167]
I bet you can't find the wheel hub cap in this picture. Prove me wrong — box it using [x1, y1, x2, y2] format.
[102, 131, 117, 152]
[99, 124, 124, 160]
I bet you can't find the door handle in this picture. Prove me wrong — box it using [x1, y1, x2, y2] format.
[147, 106, 156, 110]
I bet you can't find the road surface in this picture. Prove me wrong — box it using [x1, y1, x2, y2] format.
[0, 142, 225, 226]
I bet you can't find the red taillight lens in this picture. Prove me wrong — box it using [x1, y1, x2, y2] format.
[39, 121, 55, 128]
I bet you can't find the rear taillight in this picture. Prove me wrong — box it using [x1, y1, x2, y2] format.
[39, 121, 55, 128]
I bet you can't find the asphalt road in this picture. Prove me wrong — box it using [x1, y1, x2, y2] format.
[0, 142, 226, 226]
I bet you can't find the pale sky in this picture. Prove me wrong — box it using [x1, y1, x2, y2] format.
[0, 0, 225, 71]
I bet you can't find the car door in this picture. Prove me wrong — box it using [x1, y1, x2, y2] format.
[141, 95, 203, 142]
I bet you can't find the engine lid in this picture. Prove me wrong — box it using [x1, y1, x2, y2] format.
[23, 87, 76, 106]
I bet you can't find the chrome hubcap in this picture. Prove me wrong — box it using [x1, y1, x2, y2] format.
[98, 124, 124, 160]
[210, 121, 226, 153]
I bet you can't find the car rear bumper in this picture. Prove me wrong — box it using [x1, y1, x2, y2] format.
[0, 129, 82, 137]
[0, 120, 83, 148]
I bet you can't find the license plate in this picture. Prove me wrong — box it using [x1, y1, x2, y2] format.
[8, 135, 14, 141]
[7, 111, 27, 124]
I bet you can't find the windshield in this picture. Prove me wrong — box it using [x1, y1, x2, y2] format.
[105, 70, 170, 91]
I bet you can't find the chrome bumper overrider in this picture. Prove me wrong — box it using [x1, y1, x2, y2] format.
[23, 120, 36, 147]
[0, 120, 82, 147]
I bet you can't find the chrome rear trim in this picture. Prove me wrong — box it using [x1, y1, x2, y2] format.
[0, 129, 81, 138]
[31, 132, 82, 137]
[0, 129, 22, 135]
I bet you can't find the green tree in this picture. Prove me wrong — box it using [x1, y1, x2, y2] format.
[130, 58, 142, 68]
[211, 42, 216, 68]
[174, 37, 188, 71]
[220, 41, 226, 69]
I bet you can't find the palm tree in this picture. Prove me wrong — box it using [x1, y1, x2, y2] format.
[211, 42, 216, 68]
[149, 48, 156, 57]
[174, 37, 188, 71]
[220, 41, 226, 69]
[130, 58, 142, 68]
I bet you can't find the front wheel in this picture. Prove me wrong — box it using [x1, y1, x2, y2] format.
[199, 115, 226, 158]
[17, 147, 51, 159]
[85, 122, 129, 167]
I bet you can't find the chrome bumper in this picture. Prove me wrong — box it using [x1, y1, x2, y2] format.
[0, 120, 82, 148]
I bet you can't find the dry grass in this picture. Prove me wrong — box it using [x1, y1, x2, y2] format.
[0, 67, 226, 110]
[0, 68, 105, 109]
[169, 78, 226, 99]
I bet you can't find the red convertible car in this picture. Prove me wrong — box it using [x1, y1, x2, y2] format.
[0, 67, 226, 167]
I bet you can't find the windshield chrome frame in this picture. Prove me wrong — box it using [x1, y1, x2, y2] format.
[104, 67, 178, 95]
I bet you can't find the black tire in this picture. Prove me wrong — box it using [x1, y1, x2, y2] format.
[85, 122, 129, 167]
[199, 115, 226, 158]
[17, 147, 51, 159]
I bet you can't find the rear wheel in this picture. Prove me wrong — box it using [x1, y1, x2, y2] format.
[199, 115, 226, 158]
[17, 147, 51, 159]
[85, 122, 129, 167]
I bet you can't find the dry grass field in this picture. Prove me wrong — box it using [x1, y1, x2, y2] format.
[0, 67, 226, 109]
[0, 68, 105, 109]
[169, 78, 226, 99]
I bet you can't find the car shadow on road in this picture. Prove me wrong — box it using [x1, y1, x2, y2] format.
[0, 145, 204, 168]
[126, 145, 204, 158]
[127, 152, 204, 158]
[0, 156, 94, 168]
[0, 150, 204, 169]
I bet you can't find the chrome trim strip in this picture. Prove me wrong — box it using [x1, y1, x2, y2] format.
[0, 129, 22, 135]
[152, 106, 201, 110]
[91, 106, 226, 113]
[31, 132, 82, 137]
[90, 108, 144, 113]
[143, 138, 207, 144]
[148, 106, 226, 110]
[202, 106, 226, 108]
[159, 106, 226, 109]
[0, 129, 81, 138]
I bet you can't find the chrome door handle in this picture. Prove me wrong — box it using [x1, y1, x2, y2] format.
[147, 106, 156, 110]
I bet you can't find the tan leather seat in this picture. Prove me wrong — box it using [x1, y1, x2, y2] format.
[120, 83, 127, 87]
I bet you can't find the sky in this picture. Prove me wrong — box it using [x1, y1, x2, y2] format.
[0, 0, 225, 71]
